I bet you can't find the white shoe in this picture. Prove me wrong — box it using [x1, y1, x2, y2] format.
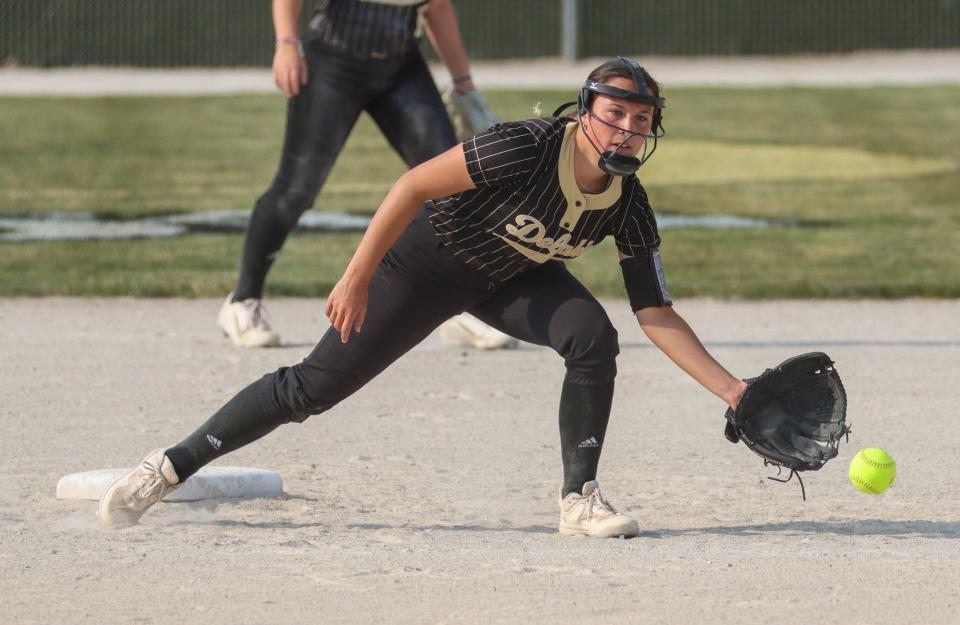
[218, 293, 281, 347]
[98, 449, 181, 528]
[558, 480, 639, 538]
[439, 313, 518, 350]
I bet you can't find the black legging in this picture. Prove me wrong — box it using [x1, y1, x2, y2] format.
[263, 212, 620, 422]
[234, 39, 458, 301]
[167, 212, 621, 493]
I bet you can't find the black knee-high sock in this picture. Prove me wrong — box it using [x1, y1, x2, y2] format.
[233, 201, 294, 301]
[558, 380, 614, 496]
[165, 376, 288, 481]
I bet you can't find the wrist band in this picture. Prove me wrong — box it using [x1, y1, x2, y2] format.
[275, 36, 304, 56]
[452, 74, 472, 84]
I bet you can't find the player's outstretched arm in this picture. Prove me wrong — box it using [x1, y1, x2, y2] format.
[325, 145, 476, 343]
[636, 306, 747, 410]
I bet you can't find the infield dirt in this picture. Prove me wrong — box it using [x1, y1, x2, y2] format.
[1, 297, 958, 624]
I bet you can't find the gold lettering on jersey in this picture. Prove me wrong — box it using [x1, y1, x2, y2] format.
[497, 214, 595, 263]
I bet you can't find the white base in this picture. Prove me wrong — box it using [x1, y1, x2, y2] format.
[56, 466, 283, 502]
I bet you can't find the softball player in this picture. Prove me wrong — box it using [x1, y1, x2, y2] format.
[219, 0, 514, 350]
[102, 57, 748, 537]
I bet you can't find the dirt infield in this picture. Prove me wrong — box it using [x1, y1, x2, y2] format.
[1, 297, 958, 624]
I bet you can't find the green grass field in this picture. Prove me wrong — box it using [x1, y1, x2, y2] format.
[2, 86, 958, 298]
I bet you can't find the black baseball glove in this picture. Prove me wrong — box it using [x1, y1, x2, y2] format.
[724, 352, 850, 499]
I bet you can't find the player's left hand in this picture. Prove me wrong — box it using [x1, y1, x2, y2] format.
[325, 275, 369, 343]
[727, 379, 748, 411]
[443, 87, 499, 142]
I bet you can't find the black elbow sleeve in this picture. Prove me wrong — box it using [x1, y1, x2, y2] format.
[620, 248, 672, 311]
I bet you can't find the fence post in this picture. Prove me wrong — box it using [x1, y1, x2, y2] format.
[562, 0, 577, 61]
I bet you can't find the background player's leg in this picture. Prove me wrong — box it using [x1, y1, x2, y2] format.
[366, 52, 458, 167]
[233, 44, 366, 302]
[468, 262, 620, 495]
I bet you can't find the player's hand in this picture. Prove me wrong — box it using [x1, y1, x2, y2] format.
[325, 275, 369, 343]
[273, 44, 308, 98]
[727, 379, 748, 411]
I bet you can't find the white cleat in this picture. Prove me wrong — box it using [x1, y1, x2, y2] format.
[218, 293, 281, 347]
[439, 313, 518, 350]
[558, 480, 639, 538]
[98, 449, 181, 528]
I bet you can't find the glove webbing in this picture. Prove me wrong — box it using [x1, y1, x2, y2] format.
[754, 424, 852, 501]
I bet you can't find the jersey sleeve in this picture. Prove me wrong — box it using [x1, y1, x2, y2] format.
[611, 178, 662, 257]
[462, 122, 541, 189]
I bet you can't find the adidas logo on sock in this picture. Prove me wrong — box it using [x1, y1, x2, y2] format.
[578, 436, 599, 448]
[206, 434, 222, 450]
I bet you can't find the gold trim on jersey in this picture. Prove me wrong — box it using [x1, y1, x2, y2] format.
[495, 214, 596, 263]
[557, 122, 623, 232]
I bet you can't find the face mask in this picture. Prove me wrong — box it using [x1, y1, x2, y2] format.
[564, 57, 667, 176]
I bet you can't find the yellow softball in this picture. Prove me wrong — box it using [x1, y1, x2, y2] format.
[849, 448, 896, 494]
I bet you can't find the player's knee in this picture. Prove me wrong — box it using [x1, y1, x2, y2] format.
[560, 319, 620, 386]
[254, 184, 315, 232]
[261, 367, 334, 424]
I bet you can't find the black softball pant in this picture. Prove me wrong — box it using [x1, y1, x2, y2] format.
[234, 39, 458, 300]
[260, 212, 620, 423]
[166, 212, 621, 481]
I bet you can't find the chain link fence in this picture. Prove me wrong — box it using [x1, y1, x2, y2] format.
[3, 0, 959, 67]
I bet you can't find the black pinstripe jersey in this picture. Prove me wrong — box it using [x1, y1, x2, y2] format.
[310, 0, 428, 59]
[425, 117, 663, 282]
